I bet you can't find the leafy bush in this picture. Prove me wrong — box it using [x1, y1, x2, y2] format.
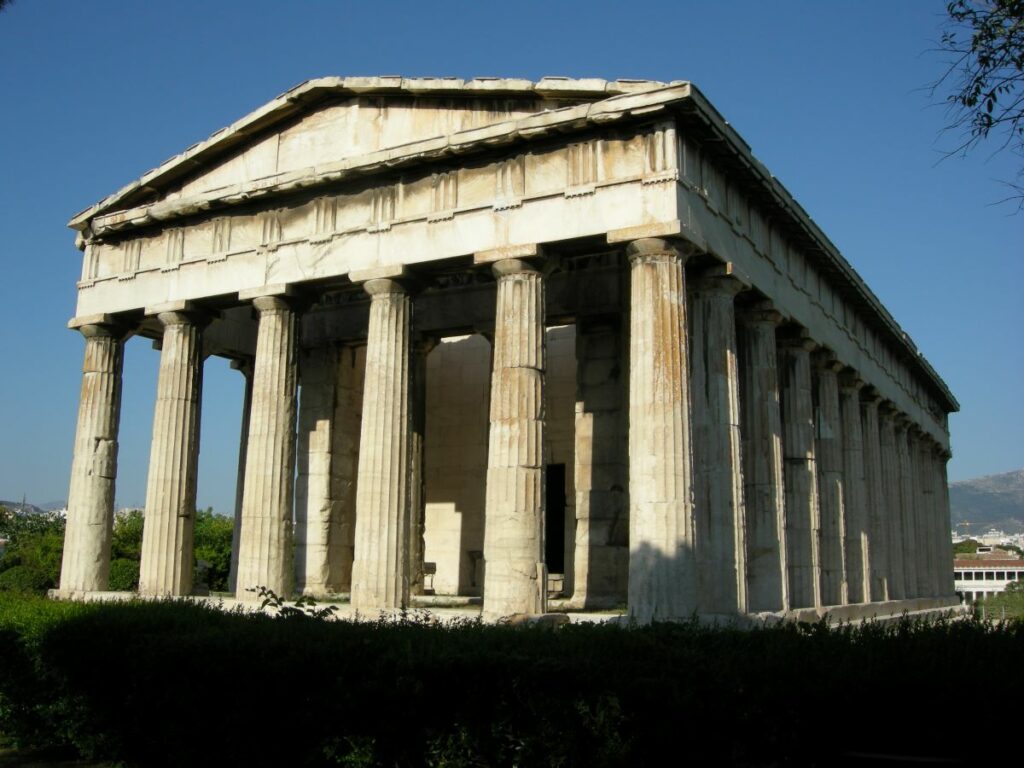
[107, 558, 139, 592]
[192, 508, 233, 592]
[0, 506, 65, 586]
[110, 508, 144, 561]
[0, 597, 1021, 767]
[0, 565, 52, 594]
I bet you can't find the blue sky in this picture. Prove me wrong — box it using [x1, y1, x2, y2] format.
[0, 0, 1020, 514]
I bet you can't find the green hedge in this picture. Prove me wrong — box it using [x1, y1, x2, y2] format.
[1, 594, 1021, 767]
[0, 565, 52, 594]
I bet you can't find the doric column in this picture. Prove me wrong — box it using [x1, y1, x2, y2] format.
[814, 354, 847, 606]
[912, 429, 935, 597]
[408, 337, 433, 597]
[879, 406, 905, 599]
[228, 358, 253, 593]
[571, 316, 628, 609]
[138, 309, 209, 596]
[895, 418, 918, 598]
[330, 345, 364, 592]
[778, 333, 820, 609]
[861, 393, 888, 601]
[689, 268, 747, 615]
[59, 319, 127, 594]
[350, 277, 415, 613]
[935, 447, 954, 598]
[481, 257, 547, 618]
[295, 345, 340, 597]
[737, 304, 787, 613]
[917, 436, 934, 598]
[839, 375, 868, 603]
[235, 295, 299, 600]
[626, 238, 697, 622]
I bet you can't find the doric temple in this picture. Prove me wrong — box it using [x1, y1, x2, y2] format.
[58, 77, 959, 622]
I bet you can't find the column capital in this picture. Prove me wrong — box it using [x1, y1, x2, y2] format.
[839, 371, 865, 394]
[156, 310, 213, 330]
[860, 387, 884, 407]
[737, 300, 783, 327]
[350, 265, 423, 297]
[625, 237, 692, 266]
[251, 295, 297, 313]
[776, 326, 817, 352]
[812, 349, 844, 373]
[230, 356, 254, 379]
[68, 313, 130, 340]
[691, 263, 750, 297]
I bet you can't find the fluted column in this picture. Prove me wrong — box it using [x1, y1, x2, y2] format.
[59, 320, 127, 594]
[895, 418, 918, 598]
[935, 448, 954, 597]
[482, 258, 547, 618]
[408, 338, 433, 597]
[737, 305, 787, 613]
[861, 394, 888, 601]
[139, 310, 209, 596]
[626, 238, 696, 622]
[571, 316, 628, 609]
[917, 434, 937, 602]
[295, 345, 340, 597]
[690, 269, 746, 615]
[814, 355, 847, 606]
[778, 334, 820, 609]
[839, 375, 868, 603]
[236, 296, 299, 600]
[228, 358, 253, 593]
[879, 406, 905, 599]
[351, 278, 415, 613]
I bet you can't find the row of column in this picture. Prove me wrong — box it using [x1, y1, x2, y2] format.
[59, 236, 953, 620]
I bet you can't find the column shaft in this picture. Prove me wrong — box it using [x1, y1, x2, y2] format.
[896, 421, 918, 598]
[779, 337, 821, 609]
[295, 345, 340, 597]
[228, 361, 253, 593]
[571, 316, 628, 609]
[879, 409, 905, 599]
[408, 339, 430, 596]
[626, 239, 697, 622]
[690, 272, 746, 615]
[139, 312, 206, 596]
[839, 379, 869, 603]
[60, 323, 125, 594]
[814, 359, 847, 606]
[935, 450, 954, 597]
[482, 259, 546, 618]
[737, 307, 787, 613]
[861, 397, 888, 601]
[330, 346, 364, 592]
[921, 436, 937, 598]
[351, 280, 414, 612]
[236, 296, 299, 599]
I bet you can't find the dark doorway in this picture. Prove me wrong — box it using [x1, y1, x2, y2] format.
[545, 463, 566, 573]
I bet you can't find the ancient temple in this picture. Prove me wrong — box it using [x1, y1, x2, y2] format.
[57, 77, 958, 621]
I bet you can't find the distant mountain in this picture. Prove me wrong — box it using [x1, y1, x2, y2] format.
[949, 469, 1024, 535]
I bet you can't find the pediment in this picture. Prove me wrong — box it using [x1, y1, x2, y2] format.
[71, 77, 671, 229]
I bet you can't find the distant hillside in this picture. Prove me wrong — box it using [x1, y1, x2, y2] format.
[949, 469, 1024, 535]
[0, 500, 46, 515]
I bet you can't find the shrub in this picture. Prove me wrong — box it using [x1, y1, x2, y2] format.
[192, 509, 233, 592]
[1, 596, 1022, 766]
[0, 565, 52, 594]
[107, 558, 139, 592]
[110, 509, 144, 561]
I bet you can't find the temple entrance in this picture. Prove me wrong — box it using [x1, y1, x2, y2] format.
[545, 463, 567, 574]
